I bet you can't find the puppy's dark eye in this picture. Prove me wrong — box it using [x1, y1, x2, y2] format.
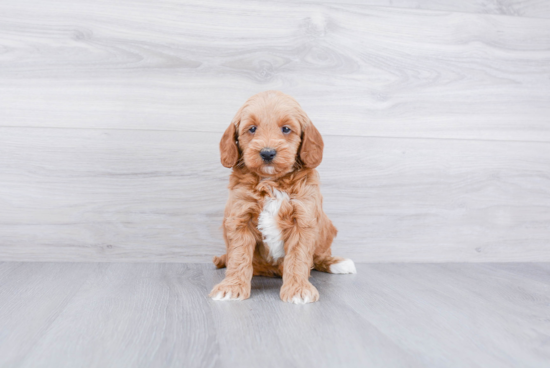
[248, 126, 257, 134]
[282, 126, 291, 134]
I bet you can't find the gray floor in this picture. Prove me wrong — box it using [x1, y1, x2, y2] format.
[0, 262, 549, 367]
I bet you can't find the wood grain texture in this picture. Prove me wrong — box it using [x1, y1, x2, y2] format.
[292, 0, 550, 19]
[313, 263, 550, 367]
[1, 262, 549, 367]
[14, 263, 219, 368]
[1, 127, 549, 262]
[1, 0, 549, 262]
[0, 1, 549, 141]
[204, 263, 423, 368]
[0, 262, 97, 366]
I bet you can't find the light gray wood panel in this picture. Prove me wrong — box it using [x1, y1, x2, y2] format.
[203, 264, 422, 368]
[410, 0, 550, 18]
[1, 263, 549, 367]
[313, 263, 550, 367]
[0, 262, 97, 367]
[1, 1, 549, 141]
[15, 263, 219, 368]
[1, 127, 549, 262]
[294, 0, 550, 19]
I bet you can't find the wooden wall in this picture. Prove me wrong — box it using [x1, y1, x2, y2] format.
[1, 0, 549, 262]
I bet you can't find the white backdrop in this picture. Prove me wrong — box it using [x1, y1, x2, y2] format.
[1, 0, 549, 262]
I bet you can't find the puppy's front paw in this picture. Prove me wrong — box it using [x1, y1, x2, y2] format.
[209, 279, 251, 301]
[280, 281, 319, 304]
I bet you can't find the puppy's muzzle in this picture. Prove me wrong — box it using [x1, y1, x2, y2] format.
[260, 148, 277, 162]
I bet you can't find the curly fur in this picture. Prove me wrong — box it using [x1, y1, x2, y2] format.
[210, 91, 356, 304]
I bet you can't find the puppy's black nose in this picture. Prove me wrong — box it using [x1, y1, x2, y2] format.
[260, 148, 277, 162]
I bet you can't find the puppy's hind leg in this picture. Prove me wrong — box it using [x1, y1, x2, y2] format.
[213, 254, 227, 269]
[313, 255, 357, 274]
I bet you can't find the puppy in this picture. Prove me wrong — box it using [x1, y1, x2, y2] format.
[210, 90, 356, 304]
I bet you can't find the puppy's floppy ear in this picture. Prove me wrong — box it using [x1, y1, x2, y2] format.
[220, 122, 238, 168]
[299, 120, 324, 168]
[220, 106, 244, 168]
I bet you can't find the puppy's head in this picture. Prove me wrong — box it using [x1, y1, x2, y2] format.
[220, 91, 323, 178]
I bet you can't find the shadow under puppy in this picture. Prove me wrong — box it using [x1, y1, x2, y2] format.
[211, 90, 356, 304]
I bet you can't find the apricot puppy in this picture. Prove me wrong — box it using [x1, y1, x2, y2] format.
[210, 90, 356, 304]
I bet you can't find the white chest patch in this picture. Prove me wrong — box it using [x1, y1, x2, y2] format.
[258, 189, 289, 262]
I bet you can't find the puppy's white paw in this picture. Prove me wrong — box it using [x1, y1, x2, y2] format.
[291, 295, 312, 304]
[330, 259, 357, 274]
[211, 291, 240, 301]
[280, 281, 319, 304]
[209, 280, 250, 301]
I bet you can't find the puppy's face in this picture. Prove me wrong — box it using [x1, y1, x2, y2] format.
[220, 91, 324, 178]
[237, 102, 302, 177]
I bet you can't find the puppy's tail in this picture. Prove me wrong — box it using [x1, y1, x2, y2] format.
[213, 254, 227, 269]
